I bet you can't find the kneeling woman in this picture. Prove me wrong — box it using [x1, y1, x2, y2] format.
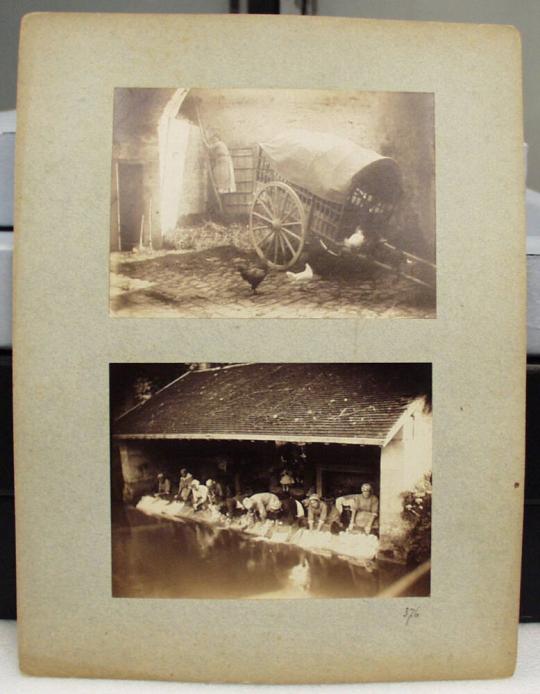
[242, 492, 282, 523]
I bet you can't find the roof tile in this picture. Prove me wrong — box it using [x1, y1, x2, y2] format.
[113, 363, 431, 443]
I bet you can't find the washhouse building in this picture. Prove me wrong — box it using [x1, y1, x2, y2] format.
[111, 363, 432, 551]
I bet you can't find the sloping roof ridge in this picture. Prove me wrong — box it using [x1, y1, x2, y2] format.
[193, 362, 255, 374]
[114, 370, 194, 423]
[382, 395, 428, 447]
[114, 363, 256, 423]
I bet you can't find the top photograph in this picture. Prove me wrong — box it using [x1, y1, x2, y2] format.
[109, 88, 436, 318]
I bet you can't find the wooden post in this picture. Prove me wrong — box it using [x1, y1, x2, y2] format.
[115, 161, 122, 251]
[148, 197, 153, 250]
[316, 465, 323, 497]
[195, 103, 225, 218]
[118, 443, 131, 503]
[139, 214, 145, 251]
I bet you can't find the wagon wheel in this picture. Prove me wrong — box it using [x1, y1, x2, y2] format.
[249, 182, 306, 270]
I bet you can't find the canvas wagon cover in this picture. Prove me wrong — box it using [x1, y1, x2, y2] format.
[259, 128, 399, 205]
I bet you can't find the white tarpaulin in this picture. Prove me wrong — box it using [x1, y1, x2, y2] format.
[260, 128, 400, 205]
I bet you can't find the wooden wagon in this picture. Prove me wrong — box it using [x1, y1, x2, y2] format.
[249, 129, 435, 288]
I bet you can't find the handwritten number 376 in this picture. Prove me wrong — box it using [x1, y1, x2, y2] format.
[403, 607, 420, 625]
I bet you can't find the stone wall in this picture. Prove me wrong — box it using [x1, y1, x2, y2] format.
[116, 442, 158, 504]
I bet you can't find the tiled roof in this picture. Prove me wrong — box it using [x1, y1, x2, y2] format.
[113, 363, 430, 444]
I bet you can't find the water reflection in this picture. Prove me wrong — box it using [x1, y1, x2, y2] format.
[112, 506, 427, 599]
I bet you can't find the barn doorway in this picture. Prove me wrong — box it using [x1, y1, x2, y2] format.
[117, 161, 146, 250]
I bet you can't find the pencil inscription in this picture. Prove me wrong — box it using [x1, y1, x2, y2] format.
[403, 607, 420, 625]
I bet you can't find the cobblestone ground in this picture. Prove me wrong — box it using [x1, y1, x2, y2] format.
[110, 238, 436, 319]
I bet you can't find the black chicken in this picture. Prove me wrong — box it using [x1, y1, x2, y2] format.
[234, 259, 268, 294]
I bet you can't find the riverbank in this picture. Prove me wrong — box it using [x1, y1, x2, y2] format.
[136, 495, 379, 565]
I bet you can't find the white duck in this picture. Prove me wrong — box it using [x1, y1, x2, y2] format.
[286, 262, 314, 282]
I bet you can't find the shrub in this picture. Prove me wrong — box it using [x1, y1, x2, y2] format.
[400, 472, 432, 565]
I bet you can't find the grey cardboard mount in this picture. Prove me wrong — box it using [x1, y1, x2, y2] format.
[13, 13, 525, 684]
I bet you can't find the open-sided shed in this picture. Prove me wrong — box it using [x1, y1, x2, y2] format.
[112, 363, 432, 549]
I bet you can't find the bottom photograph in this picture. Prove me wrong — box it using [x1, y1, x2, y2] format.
[110, 362, 432, 599]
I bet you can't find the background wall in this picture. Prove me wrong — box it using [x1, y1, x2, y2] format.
[1, 1, 536, 189]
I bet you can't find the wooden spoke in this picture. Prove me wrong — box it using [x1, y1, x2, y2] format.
[280, 229, 297, 258]
[255, 197, 274, 217]
[257, 229, 275, 249]
[273, 185, 283, 213]
[281, 194, 297, 221]
[257, 195, 274, 220]
[274, 233, 282, 263]
[280, 205, 297, 224]
[249, 181, 306, 270]
[277, 188, 289, 218]
[252, 210, 274, 225]
[277, 232, 288, 261]
[280, 226, 302, 242]
[267, 186, 276, 214]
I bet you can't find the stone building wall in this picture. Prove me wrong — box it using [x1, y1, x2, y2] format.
[379, 398, 432, 553]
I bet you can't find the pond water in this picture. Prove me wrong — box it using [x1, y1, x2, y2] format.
[112, 506, 429, 599]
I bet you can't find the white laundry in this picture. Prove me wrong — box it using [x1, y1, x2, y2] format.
[136, 495, 379, 560]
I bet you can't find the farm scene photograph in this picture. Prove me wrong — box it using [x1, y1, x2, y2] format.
[109, 88, 436, 318]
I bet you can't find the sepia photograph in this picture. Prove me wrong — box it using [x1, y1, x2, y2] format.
[110, 362, 432, 599]
[109, 88, 436, 318]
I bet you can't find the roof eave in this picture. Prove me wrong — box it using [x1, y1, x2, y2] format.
[112, 432, 385, 446]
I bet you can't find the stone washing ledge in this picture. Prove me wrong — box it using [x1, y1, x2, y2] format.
[136, 496, 380, 565]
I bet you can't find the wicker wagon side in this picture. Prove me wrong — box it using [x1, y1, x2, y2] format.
[256, 148, 343, 247]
